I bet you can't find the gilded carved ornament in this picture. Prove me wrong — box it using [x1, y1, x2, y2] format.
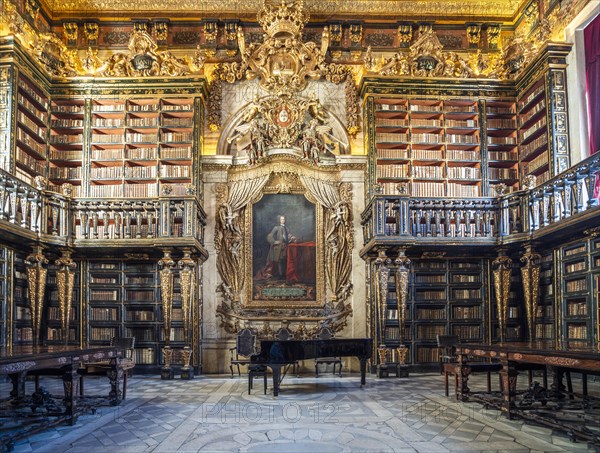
[222, 93, 349, 165]
[1, 4, 205, 78]
[214, 157, 354, 335]
[208, 0, 360, 137]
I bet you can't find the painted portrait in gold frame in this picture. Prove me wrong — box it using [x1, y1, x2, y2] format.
[244, 187, 324, 309]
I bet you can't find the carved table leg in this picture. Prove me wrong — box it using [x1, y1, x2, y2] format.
[62, 365, 80, 425]
[271, 365, 281, 397]
[9, 371, 27, 404]
[499, 361, 518, 419]
[457, 363, 471, 401]
[107, 357, 123, 405]
[548, 366, 566, 399]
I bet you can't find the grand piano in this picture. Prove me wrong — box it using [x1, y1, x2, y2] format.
[251, 338, 373, 396]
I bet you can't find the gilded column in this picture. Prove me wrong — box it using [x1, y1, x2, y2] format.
[492, 250, 512, 342]
[55, 250, 76, 344]
[178, 249, 196, 380]
[374, 249, 391, 364]
[394, 248, 411, 367]
[520, 245, 541, 341]
[158, 250, 175, 380]
[25, 246, 48, 346]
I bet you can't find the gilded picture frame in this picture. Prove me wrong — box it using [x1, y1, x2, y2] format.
[244, 183, 324, 309]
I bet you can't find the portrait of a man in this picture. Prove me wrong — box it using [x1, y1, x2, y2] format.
[252, 194, 317, 301]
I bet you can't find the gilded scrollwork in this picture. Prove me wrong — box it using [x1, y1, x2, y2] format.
[520, 245, 541, 341]
[222, 93, 349, 165]
[55, 250, 76, 344]
[158, 250, 176, 346]
[25, 246, 48, 346]
[492, 251, 512, 342]
[215, 156, 354, 335]
[207, 0, 360, 137]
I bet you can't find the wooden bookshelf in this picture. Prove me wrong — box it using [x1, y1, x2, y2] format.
[518, 78, 550, 185]
[377, 258, 486, 366]
[0, 247, 7, 347]
[12, 252, 31, 346]
[14, 75, 49, 186]
[86, 96, 195, 198]
[560, 240, 594, 346]
[85, 259, 185, 369]
[536, 251, 555, 341]
[485, 100, 519, 193]
[48, 98, 86, 196]
[373, 97, 482, 197]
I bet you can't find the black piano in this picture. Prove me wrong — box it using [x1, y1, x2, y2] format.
[251, 338, 373, 396]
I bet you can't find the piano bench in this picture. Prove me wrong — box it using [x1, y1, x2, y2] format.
[248, 364, 268, 395]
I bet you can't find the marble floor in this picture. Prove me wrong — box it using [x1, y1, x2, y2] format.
[2, 371, 599, 453]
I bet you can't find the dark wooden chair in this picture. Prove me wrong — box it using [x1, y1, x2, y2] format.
[229, 328, 259, 378]
[314, 326, 342, 377]
[274, 326, 299, 376]
[78, 337, 136, 400]
[436, 334, 459, 374]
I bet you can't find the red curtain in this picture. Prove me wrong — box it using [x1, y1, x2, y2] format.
[584, 15, 600, 200]
[585, 14, 600, 155]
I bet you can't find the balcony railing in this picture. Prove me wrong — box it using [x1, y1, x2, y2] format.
[362, 152, 600, 250]
[0, 169, 206, 249]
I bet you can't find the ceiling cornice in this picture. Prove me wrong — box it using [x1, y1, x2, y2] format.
[39, 0, 526, 22]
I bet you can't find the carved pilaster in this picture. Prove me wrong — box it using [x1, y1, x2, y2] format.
[83, 22, 99, 46]
[397, 23, 412, 48]
[63, 22, 78, 47]
[492, 251, 512, 342]
[55, 250, 76, 344]
[159, 250, 176, 346]
[466, 24, 481, 48]
[520, 245, 541, 341]
[178, 249, 196, 347]
[154, 20, 169, 46]
[25, 246, 48, 346]
[374, 250, 391, 351]
[487, 24, 501, 50]
[159, 250, 176, 379]
[394, 249, 411, 344]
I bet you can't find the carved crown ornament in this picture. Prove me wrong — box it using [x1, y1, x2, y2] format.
[208, 0, 360, 137]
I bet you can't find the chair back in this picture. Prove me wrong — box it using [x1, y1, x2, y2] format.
[110, 337, 135, 360]
[236, 328, 258, 357]
[436, 335, 460, 350]
[315, 326, 334, 340]
[275, 326, 294, 341]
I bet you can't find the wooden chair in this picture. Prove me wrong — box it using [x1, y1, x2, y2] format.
[314, 326, 342, 377]
[78, 337, 136, 400]
[229, 328, 259, 378]
[436, 334, 459, 374]
[274, 326, 299, 376]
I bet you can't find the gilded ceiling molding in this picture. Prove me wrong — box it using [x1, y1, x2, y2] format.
[362, 0, 578, 82]
[42, 0, 522, 20]
[1, 2, 205, 78]
[207, 0, 360, 137]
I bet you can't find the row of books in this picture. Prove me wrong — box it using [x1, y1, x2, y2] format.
[19, 95, 49, 123]
[565, 278, 587, 293]
[566, 301, 587, 316]
[18, 80, 49, 110]
[519, 99, 546, 126]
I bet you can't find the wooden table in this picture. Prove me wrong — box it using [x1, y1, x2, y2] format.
[0, 345, 124, 422]
[455, 342, 600, 419]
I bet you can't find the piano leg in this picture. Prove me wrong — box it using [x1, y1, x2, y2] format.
[271, 365, 282, 396]
[359, 357, 367, 387]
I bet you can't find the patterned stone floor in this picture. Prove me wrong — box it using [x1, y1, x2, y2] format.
[2, 371, 599, 452]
